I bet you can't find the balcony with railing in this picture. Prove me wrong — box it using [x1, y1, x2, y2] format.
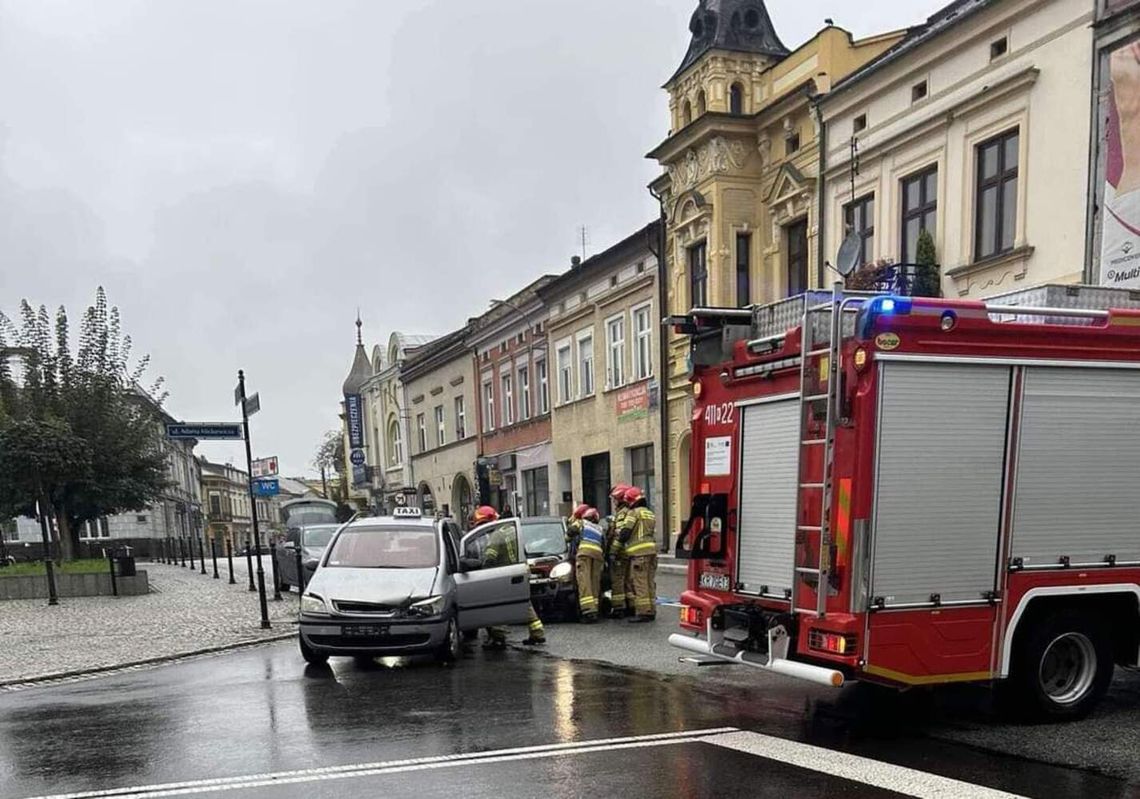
[844, 261, 942, 297]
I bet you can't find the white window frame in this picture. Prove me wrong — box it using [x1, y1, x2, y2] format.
[482, 379, 495, 433]
[416, 413, 427, 453]
[576, 328, 595, 398]
[518, 364, 531, 421]
[556, 340, 573, 405]
[434, 404, 445, 447]
[500, 371, 514, 427]
[632, 301, 654, 381]
[605, 313, 626, 390]
[536, 358, 549, 414]
[455, 396, 466, 440]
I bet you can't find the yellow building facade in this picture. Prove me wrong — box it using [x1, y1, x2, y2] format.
[648, 1, 902, 536]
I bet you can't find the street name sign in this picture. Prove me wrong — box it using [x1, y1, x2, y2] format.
[252, 478, 280, 497]
[166, 423, 243, 440]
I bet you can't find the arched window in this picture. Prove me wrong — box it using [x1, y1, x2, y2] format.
[729, 83, 744, 115]
[682, 100, 692, 127]
[388, 418, 404, 467]
[696, 90, 707, 116]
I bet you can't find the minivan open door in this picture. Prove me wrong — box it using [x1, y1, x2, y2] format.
[455, 518, 531, 631]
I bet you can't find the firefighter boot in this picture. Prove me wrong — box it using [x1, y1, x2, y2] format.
[523, 603, 546, 645]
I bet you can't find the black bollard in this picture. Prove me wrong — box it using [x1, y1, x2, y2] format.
[270, 542, 282, 601]
[179, 537, 187, 567]
[211, 539, 219, 579]
[245, 540, 255, 592]
[198, 537, 207, 575]
[294, 545, 305, 596]
[226, 540, 236, 585]
[107, 550, 118, 597]
[188, 535, 196, 570]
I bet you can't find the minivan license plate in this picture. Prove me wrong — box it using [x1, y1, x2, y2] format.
[699, 572, 731, 591]
[343, 625, 388, 638]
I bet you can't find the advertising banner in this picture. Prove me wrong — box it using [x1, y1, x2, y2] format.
[616, 382, 650, 422]
[1100, 37, 1140, 287]
[344, 394, 365, 449]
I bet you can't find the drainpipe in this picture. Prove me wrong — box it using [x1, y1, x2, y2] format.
[645, 199, 672, 553]
[812, 94, 828, 289]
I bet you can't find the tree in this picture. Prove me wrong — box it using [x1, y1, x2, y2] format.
[913, 228, 941, 298]
[0, 288, 169, 559]
[313, 428, 346, 483]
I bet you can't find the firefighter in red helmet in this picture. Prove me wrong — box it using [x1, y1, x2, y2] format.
[567, 503, 605, 623]
[617, 486, 657, 623]
[606, 484, 634, 618]
[475, 506, 546, 648]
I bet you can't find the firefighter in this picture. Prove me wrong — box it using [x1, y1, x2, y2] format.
[567, 503, 605, 623]
[618, 486, 657, 623]
[475, 505, 546, 648]
[606, 484, 634, 618]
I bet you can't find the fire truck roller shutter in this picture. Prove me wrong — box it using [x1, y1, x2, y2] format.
[736, 398, 800, 598]
[1011, 367, 1140, 566]
[871, 363, 1011, 606]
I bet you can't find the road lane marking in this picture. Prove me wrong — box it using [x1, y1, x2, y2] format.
[704, 731, 1026, 799]
[25, 728, 738, 799]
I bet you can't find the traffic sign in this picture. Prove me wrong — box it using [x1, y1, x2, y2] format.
[252, 456, 279, 478]
[166, 423, 243, 441]
[244, 393, 261, 416]
[394, 493, 407, 506]
[350, 449, 366, 466]
[252, 478, 279, 497]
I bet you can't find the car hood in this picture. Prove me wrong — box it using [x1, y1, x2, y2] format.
[307, 567, 439, 605]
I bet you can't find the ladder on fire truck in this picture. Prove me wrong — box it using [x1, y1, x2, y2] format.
[793, 282, 878, 618]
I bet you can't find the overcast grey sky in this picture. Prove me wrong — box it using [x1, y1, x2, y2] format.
[0, 0, 943, 476]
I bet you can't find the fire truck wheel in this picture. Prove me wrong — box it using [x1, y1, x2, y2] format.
[1008, 609, 1113, 721]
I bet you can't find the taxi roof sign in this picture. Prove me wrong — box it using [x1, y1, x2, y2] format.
[393, 506, 422, 518]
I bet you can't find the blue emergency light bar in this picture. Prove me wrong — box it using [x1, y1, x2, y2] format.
[857, 295, 912, 339]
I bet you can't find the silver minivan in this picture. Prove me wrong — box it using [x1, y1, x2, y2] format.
[298, 509, 532, 664]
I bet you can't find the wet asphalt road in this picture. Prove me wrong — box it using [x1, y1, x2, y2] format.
[1, 636, 1137, 799]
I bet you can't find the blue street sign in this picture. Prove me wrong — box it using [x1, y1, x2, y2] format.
[252, 478, 280, 497]
[350, 448, 366, 466]
[166, 423, 243, 440]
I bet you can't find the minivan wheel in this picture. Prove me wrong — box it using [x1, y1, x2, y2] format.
[299, 636, 328, 665]
[437, 615, 461, 664]
[1008, 610, 1112, 720]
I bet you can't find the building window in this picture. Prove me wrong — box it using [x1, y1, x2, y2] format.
[434, 405, 445, 447]
[735, 232, 751, 307]
[975, 129, 1019, 261]
[523, 466, 550, 517]
[388, 419, 403, 466]
[537, 358, 550, 414]
[455, 396, 466, 440]
[853, 114, 867, 134]
[901, 166, 937, 264]
[416, 413, 427, 453]
[482, 380, 495, 432]
[518, 365, 531, 420]
[911, 80, 928, 103]
[577, 331, 595, 397]
[209, 493, 222, 516]
[843, 194, 875, 268]
[786, 132, 800, 156]
[696, 89, 706, 116]
[500, 372, 514, 427]
[632, 303, 653, 381]
[606, 315, 625, 389]
[689, 241, 708, 308]
[556, 343, 572, 405]
[990, 36, 1008, 60]
[729, 82, 744, 115]
[786, 219, 809, 296]
[682, 100, 692, 126]
[630, 445, 655, 510]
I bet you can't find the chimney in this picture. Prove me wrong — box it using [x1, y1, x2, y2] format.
[571, 255, 582, 268]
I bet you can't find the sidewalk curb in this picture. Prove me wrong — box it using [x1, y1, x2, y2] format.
[0, 631, 298, 690]
[658, 563, 687, 575]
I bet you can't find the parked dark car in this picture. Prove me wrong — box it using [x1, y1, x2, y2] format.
[521, 516, 583, 621]
[277, 523, 340, 590]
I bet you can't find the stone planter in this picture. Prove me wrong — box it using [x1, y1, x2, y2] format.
[0, 570, 149, 600]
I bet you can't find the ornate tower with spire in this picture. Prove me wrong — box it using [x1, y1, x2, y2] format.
[647, 1, 903, 541]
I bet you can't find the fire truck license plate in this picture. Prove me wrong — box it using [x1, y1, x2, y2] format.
[699, 572, 731, 591]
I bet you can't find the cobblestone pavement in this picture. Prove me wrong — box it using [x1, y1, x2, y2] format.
[0, 558, 298, 684]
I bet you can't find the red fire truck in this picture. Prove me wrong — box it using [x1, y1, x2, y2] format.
[669, 283, 1140, 719]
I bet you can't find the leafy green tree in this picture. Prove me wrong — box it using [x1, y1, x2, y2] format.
[0, 288, 169, 559]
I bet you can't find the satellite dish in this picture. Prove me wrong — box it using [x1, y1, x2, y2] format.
[835, 231, 863, 277]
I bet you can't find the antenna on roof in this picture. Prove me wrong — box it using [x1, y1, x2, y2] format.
[578, 225, 590, 260]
